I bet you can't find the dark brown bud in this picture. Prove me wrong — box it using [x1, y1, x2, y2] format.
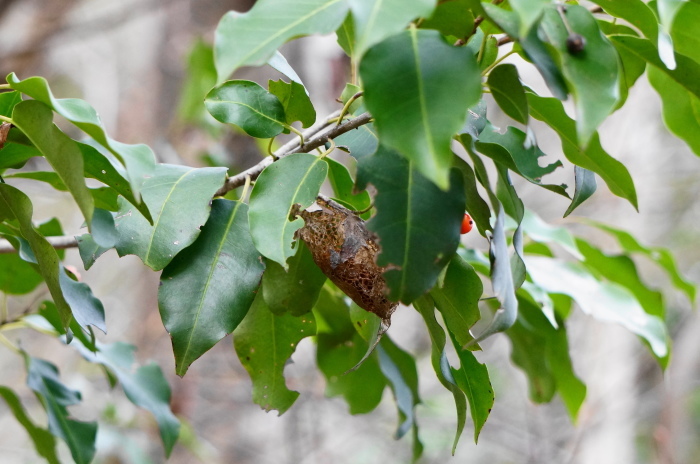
[566, 34, 586, 54]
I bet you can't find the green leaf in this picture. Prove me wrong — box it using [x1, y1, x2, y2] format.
[452, 155, 492, 236]
[670, 2, 700, 63]
[360, 29, 481, 190]
[205, 80, 287, 138]
[0, 142, 41, 170]
[262, 241, 326, 316]
[75, 234, 111, 271]
[0, 90, 22, 117]
[510, 0, 550, 36]
[233, 294, 316, 414]
[335, 121, 378, 160]
[214, 0, 349, 82]
[268, 79, 316, 128]
[0, 386, 59, 464]
[268, 51, 306, 87]
[356, 145, 465, 303]
[248, 153, 328, 269]
[0, 235, 43, 294]
[525, 256, 670, 361]
[377, 337, 421, 450]
[468, 207, 518, 344]
[59, 266, 106, 333]
[0, 185, 71, 327]
[564, 166, 596, 217]
[540, 5, 621, 147]
[516, 22, 569, 100]
[430, 254, 482, 346]
[11, 100, 94, 226]
[26, 356, 97, 464]
[336, 13, 356, 57]
[448, 331, 494, 443]
[475, 124, 568, 197]
[521, 209, 582, 259]
[414, 295, 466, 454]
[584, 220, 696, 303]
[589, 0, 658, 40]
[487, 64, 528, 124]
[348, 0, 436, 58]
[527, 91, 638, 209]
[159, 200, 265, 376]
[177, 39, 217, 126]
[113, 164, 227, 271]
[7, 73, 156, 200]
[74, 342, 181, 456]
[420, 0, 474, 38]
[324, 157, 371, 212]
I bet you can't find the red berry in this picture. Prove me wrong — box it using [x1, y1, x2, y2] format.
[461, 213, 473, 234]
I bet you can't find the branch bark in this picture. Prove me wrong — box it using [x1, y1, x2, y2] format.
[0, 235, 78, 254]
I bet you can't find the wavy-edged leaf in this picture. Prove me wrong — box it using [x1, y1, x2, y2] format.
[11, 100, 94, 225]
[7, 73, 156, 200]
[214, 0, 349, 82]
[205, 80, 286, 138]
[356, 145, 465, 303]
[0, 184, 71, 327]
[26, 356, 97, 464]
[448, 331, 494, 443]
[324, 157, 371, 213]
[564, 166, 596, 217]
[584, 221, 696, 303]
[248, 153, 328, 269]
[159, 200, 264, 376]
[431, 254, 482, 346]
[0, 386, 59, 464]
[268, 79, 316, 128]
[487, 64, 528, 124]
[348, 0, 436, 58]
[233, 294, 316, 414]
[526, 255, 670, 361]
[113, 164, 227, 271]
[74, 341, 180, 456]
[414, 295, 466, 453]
[360, 29, 481, 190]
[262, 241, 326, 316]
[540, 5, 620, 147]
[527, 91, 638, 209]
[476, 124, 568, 197]
[59, 267, 106, 333]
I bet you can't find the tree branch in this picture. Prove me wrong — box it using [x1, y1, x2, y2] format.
[0, 110, 374, 254]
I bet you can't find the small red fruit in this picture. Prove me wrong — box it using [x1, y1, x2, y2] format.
[460, 213, 473, 234]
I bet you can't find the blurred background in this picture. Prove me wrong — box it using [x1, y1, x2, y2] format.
[0, 1, 699, 463]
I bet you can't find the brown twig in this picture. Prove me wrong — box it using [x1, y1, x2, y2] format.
[0, 235, 78, 254]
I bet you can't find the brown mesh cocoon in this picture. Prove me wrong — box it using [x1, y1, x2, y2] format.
[297, 198, 397, 323]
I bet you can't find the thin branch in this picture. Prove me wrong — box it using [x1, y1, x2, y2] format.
[0, 235, 78, 254]
[0, 110, 374, 254]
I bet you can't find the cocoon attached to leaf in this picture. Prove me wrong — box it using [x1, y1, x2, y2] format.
[297, 197, 397, 324]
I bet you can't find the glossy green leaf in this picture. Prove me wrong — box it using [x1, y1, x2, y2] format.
[205, 80, 287, 138]
[268, 51, 306, 87]
[59, 267, 106, 333]
[527, 92, 638, 209]
[510, 0, 550, 36]
[113, 164, 226, 270]
[414, 295, 466, 453]
[348, 0, 436, 58]
[233, 294, 316, 414]
[670, 2, 700, 63]
[431, 254, 482, 346]
[0, 90, 22, 117]
[324, 157, 371, 213]
[336, 13, 356, 57]
[335, 121, 378, 160]
[476, 124, 568, 197]
[11, 100, 94, 225]
[487, 64, 528, 124]
[248, 153, 328, 268]
[262, 241, 326, 316]
[584, 221, 696, 303]
[469, 207, 518, 345]
[159, 200, 265, 376]
[564, 166, 596, 217]
[214, 0, 349, 82]
[0, 386, 59, 464]
[26, 356, 97, 464]
[0, 142, 41, 170]
[268, 79, 316, 128]
[590, 0, 658, 39]
[360, 29, 481, 190]
[540, 5, 620, 147]
[356, 145, 465, 302]
[0, 184, 71, 327]
[448, 331, 494, 442]
[74, 341, 181, 456]
[526, 256, 670, 360]
[517, 22, 569, 100]
[7, 73, 156, 199]
[420, 0, 474, 38]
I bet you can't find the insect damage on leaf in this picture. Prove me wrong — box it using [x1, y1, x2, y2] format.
[297, 197, 397, 325]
